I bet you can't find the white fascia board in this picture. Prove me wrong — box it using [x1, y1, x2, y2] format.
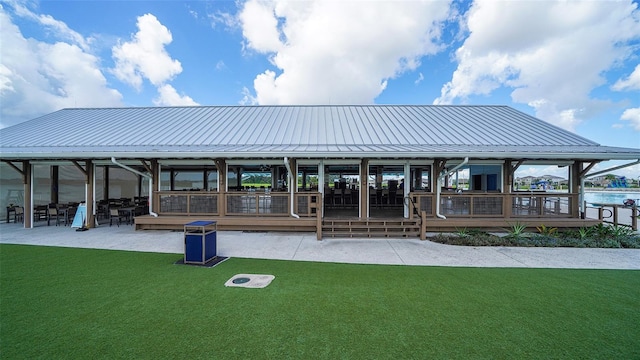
[93, 159, 143, 166]
[158, 159, 216, 166]
[225, 159, 287, 166]
[518, 160, 575, 166]
[446, 160, 505, 166]
[1, 150, 639, 161]
[321, 159, 363, 165]
[296, 159, 322, 165]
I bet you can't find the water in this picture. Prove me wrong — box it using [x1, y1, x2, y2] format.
[584, 191, 640, 205]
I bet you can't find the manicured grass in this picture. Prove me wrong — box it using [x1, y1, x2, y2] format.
[1, 244, 639, 359]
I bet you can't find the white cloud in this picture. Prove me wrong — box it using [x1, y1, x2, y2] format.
[9, 0, 91, 51]
[434, 0, 640, 131]
[111, 14, 183, 90]
[0, 6, 122, 128]
[612, 64, 640, 91]
[238, 0, 282, 53]
[239, 86, 258, 105]
[415, 72, 424, 86]
[238, 0, 452, 105]
[621, 107, 640, 131]
[153, 84, 198, 106]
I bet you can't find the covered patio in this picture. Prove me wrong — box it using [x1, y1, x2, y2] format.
[1, 105, 638, 239]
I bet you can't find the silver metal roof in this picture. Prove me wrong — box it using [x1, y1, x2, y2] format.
[1, 105, 638, 160]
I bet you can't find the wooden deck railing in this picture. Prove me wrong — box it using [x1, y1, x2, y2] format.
[156, 190, 577, 220]
[157, 191, 219, 215]
[155, 191, 321, 217]
[410, 192, 577, 218]
[294, 192, 321, 217]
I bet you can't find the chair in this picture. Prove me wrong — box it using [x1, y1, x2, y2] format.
[34, 205, 48, 222]
[333, 188, 343, 207]
[343, 188, 352, 207]
[381, 189, 389, 208]
[48, 207, 65, 226]
[14, 207, 24, 223]
[109, 208, 126, 227]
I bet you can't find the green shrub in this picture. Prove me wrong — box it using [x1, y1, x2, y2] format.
[430, 223, 640, 249]
[505, 222, 528, 239]
[536, 224, 558, 236]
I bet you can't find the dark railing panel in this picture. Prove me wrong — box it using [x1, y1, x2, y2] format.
[159, 194, 187, 213]
[189, 195, 218, 214]
[441, 195, 471, 216]
[473, 196, 503, 216]
[226, 193, 289, 216]
[412, 194, 433, 215]
[412, 192, 576, 218]
[511, 194, 573, 218]
[295, 193, 320, 217]
[158, 192, 219, 215]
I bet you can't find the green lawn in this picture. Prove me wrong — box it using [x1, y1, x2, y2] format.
[1, 244, 639, 359]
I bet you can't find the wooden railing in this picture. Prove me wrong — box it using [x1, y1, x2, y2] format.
[157, 191, 219, 215]
[295, 192, 321, 217]
[510, 193, 575, 218]
[226, 192, 289, 216]
[155, 191, 321, 217]
[409, 192, 577, 218]
[156, 190, 577, 220]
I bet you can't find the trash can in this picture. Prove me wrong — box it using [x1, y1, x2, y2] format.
[184, 221, 217, 265]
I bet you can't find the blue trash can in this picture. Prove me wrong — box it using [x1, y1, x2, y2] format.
[184, 221, 217, 265]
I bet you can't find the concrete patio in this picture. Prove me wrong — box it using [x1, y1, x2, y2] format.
[1, 222, 639, 269]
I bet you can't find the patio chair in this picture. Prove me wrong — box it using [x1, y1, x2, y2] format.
[48, 207, 65, 226]
[109, 208, 126, 227]
[14, 206, 24, 223]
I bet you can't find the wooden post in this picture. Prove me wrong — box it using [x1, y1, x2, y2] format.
[151, 160, 160, 214]
[632, 205, 638, 231]
[316, 207, 323, 240]
[71, 160, 94, 228]
[360, 159, 368, 219]
[433, 159, 445, 217]
[24, 161, 32, 228]
[86, 160, 95, 228]
[420, 210, 427, 240]
[215, 159, 226, 216]
[570, 162, 581, 218]
[104, 165, 110, 201]
[503, 161, 511, 217]
[51, 166, 59, 205]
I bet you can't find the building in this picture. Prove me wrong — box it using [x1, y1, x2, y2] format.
[1, 105, 638, 238]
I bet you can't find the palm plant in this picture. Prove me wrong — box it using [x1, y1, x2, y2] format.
[506, 222, 528, 238]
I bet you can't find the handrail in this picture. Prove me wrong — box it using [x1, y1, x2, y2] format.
[404, 196, 420, 218]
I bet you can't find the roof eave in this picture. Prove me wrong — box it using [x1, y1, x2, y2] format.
[1, 150, 638, 161]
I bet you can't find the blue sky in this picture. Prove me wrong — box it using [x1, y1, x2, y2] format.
[1, 0, 639, 178]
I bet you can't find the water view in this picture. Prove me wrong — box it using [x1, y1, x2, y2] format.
[584, 191, 640, 205]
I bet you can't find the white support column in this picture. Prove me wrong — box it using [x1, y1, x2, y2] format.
[318, 160, 325, 218]
[404, 162, 410, 218]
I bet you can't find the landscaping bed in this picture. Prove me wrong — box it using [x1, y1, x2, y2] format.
[430, 223, 640, 248]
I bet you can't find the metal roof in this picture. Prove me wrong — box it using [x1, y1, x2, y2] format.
[1, 105, 638, 160]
